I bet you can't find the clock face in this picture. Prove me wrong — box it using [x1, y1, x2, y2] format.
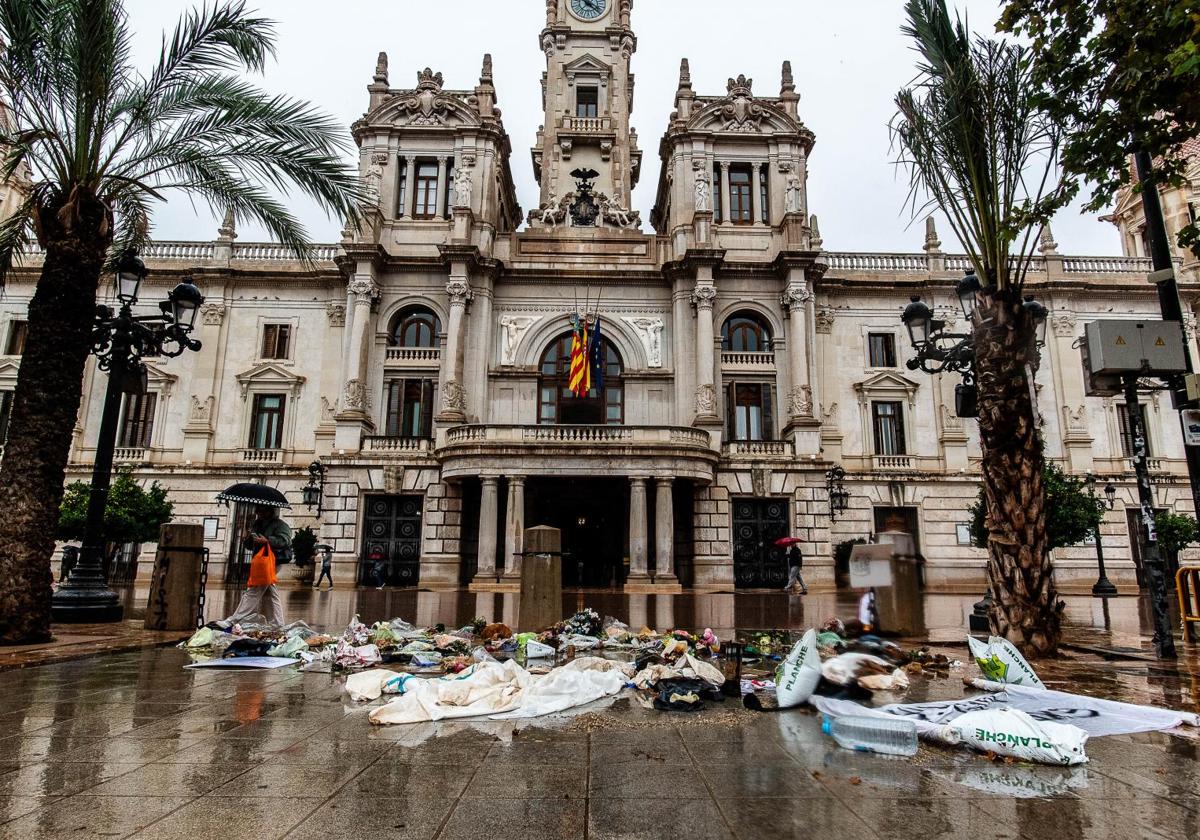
[570, 0, 607, 20]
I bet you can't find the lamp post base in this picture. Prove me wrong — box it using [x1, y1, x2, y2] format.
[1091, 577, 1119, 598]
[50, 546, 124, 624]
[968, 589, 992, 634]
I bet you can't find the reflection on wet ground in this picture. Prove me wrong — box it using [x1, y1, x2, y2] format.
[0, 588, 1196, 838]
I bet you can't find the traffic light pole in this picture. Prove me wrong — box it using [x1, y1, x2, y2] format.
[1134, 150, 1200, 524]
[1123, 374, 1177, 659]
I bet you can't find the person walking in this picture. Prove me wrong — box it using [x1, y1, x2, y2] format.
[785, 544, 807, 594]
[314, 545, 334, 590]
[227, 505, 293, 625]
[368, 547, 387, 590]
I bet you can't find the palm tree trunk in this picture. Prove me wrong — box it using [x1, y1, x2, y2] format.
[0, 196, 110, 645]
[974, 288, 1062, 658]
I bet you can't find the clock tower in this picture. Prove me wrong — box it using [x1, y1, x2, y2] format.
[530, 0, 642, 225]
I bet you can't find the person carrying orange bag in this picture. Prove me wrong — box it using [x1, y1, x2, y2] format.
[226, 505, 290, 626]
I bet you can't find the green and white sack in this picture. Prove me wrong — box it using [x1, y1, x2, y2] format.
[940, 707, 1088, 765]
[967, 635, 1045, 689]
[775, 628, 821, 708]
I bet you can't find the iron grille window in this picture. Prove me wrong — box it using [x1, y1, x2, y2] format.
[385, 379, 435, 438]
[868, 333, 896, 368]
[261, 323, 292, 359]
[727, 383, 774, 441]
[1117, 403, 1152, 457]
[249, 394, 285, 450]
[577, 87, 599, 118]
[872, 401, 906, 455]
[118, 392, 156, 449]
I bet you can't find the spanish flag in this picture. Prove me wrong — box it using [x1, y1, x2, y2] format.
[568, 318, 590, 397]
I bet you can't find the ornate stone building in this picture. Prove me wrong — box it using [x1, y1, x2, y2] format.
[4, 0, 1198, 593]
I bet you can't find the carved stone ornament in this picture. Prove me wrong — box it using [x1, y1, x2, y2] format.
[200, 302, 226, 326]
[453, 166, 474, 208]
[719, 75, 764, 133]
[936, 307, 959, 332]
[694, 169, 711, 212]
[362, 162, 384, 210]
[1063, 404, 1089, 434]
[320, 396, 336, 423]
[348, 276, 379, 299]
[628, 317, 665, 368]
[939, 403, 964, 432]
[446, 279, 473, 305]
[785, 172, 803, 214]
[789, 385, 814, 418]
[370, 151, 389, 166]
[695, 383, 716, 415]
[781, 285, 813, 311]
[822, 401, 839, 424]
[189, 395, 214, 423]
[691, 283, 717, 310]
[815, 306, 835, 334]
[1051, 313, 1077, 338]
[342, 378, 368, 412]
[527, 193, 569, 229]
[596, 192, 641, 230]
[751, 467, 769, 498]
[442, 379, 466, 412]
[326, 302, 346, 327]
[396, 68, 454, 126]
[498, 315, 535, 366]
[1184, 313, 1198, 341]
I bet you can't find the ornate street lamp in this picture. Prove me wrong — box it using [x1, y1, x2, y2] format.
[51, 253, 204, 623]
[955, 270, 983, 319]
[302, 460, 327, 514]
[826, 465, 849, 520]
[1022, 296, 1049, 346]
[1086, 473, 1119, 597]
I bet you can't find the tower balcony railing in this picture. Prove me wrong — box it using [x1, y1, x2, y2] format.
[442, 424, 713, 450]
[385, 347, 441, 364]
[363, 436, 434, 454]
[722, 440, 790, 457]
[558, 115, 613, 134]
[721, 350, 775, 369]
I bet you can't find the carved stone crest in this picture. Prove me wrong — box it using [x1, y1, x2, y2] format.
[1051, 313, 1077, 338]
[815, 306, 835, 334]
[326, 302, 346, 327]
[789, 385, 813, 418]
[695, 383, 716, 415]
[348, 276, 378, 299]
[720, 75, 764, 132]
[189, 395, 213, 423]
[442, 379, 466, 412]
[396, 68, 454, 126]
[200, 302, 225, 326]
[781, 285, 813, 312]
[343, 378, 368, 412]
[1063, 404, 1088, 434]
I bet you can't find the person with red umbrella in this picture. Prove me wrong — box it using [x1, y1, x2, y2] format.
[775, 537, 807, 594]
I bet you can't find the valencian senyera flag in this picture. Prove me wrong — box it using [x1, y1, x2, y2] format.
[568, 316, 591, 397]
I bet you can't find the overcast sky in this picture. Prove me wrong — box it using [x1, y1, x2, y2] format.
[120, 0, 1123, 256]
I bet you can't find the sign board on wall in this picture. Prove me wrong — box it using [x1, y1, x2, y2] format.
[1183, 409, 1200, 447]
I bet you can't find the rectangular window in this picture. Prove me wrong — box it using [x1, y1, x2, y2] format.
[729, 165, 753, 224]
[118, 392, 156, 449]
[759, 165, 769, 225]
[385, 379, 435, 438]
[1117, 403, 1152, 457]
[0, 390, 12, 443]
[249, 394, 285, 450]
[260, 323, 291, 360]
[576, 86, 599, 118]
[868, 333, 896, 368]
[712, 164, 723, 223]
[396, 158, 407, 217]
[872, 401, 906, 455]
[5, 320, 27, 355]
[414, 162, 439, 218]
[727, 383, 774, 441]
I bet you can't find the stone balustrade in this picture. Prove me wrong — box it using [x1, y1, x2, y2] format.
[363, 436, 434, 453]
[723, 440, 789, 457]
[873, 454, 915, 471]
[823, 252, 928, 273]
[113, 447, 148, 463]
[559, 115, 612, 133]
[1064, 256, 1153, 274]
[721, 350, 775, 368]
[443, 424, 713, 450]
[385, 347, 442, 363]
[240, 448, 281, 463]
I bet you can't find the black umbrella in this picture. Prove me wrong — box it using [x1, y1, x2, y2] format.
[216, 482, 291, 508]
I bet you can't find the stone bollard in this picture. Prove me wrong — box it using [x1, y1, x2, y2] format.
[518, 525, 562, 632]
[145, 523, 205, 631]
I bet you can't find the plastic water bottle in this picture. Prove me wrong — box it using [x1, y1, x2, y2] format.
[821, 715, 919, 757]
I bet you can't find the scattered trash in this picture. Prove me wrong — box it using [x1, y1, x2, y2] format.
[967, 636, 1046, 689]
[184, 657, 297, 670]
[822, 714, 919, 757]
[652, 677, 724, 712]
[939, 707, 1088, 765]
[776, 629, 821, 708]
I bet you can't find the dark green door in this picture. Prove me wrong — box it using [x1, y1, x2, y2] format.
[732, 498, 789, 588]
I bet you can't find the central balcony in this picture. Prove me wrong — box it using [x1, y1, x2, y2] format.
[437, 424, 718, 482]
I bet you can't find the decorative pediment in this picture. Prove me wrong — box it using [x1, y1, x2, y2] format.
[235, 362, 306, 400]
[853, 371, 921, 408]
[0, 358, 19, 383]
[687, 79, 802, 135]
[368, 68, 482, 128]
[563, 54, 610, 80]
[143, 362, 178, 395]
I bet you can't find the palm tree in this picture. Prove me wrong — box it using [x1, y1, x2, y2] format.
[892, 0, 1067, 656]
[0, 0, 363, 645]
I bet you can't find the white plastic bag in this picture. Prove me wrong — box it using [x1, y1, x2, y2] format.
[967, 636, 1045, 689]
[775, 629, 821, 708]
[941, 707, 1088, 765]
[525, 640, 555, 658]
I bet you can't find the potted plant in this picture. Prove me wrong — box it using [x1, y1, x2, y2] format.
[290, 526, 318, 585]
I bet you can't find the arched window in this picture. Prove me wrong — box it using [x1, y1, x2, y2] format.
[538, 332, 624, 425]
[388, 307, 442, 348]
[722, 312, 772, 352]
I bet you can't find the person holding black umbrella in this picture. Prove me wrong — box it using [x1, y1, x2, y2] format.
[227, 505, 292, 625]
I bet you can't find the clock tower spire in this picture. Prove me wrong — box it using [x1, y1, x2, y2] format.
[530, 0, 641, 226]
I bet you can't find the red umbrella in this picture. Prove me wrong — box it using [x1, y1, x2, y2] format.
[774, 537, 803, 547]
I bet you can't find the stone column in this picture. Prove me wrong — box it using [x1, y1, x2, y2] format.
[654, 478, 676, 581]
[334, 271, 377, 452]
[436, 156, 449, 219]
[474, 476, 500, 581]
[782, 284, 813, 425]
[403, 155, 417, 217]
[752, 163, 763, 225]
[719, 162, 731, 225]
[437, 274, 471, 422]
[502, 476, 526, 580]
[692, 278, 718, 424]
[628, 477, 650, 580]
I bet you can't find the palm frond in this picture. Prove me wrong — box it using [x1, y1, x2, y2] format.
[0, 189, 40, 285]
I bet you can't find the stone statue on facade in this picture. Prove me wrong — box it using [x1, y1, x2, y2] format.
[694, 170, 710, 212]
[499, 315, 534, 366]
[630, 317, 665, 367]
[785, 172, 803, 214]
[453, 166, 473, 208]
[363, 162, 384, 210]
[597, 193, 640, 229]
[789, 385, 813, 418]
[527, 194, 569, 229]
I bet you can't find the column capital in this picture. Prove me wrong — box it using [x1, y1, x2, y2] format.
[480, 475, 501, 486]
[438, 155, 450, 164]
[348, 275, 379, 300]
[507, 474, 526, 486]
[691, 282, 717, 310]
[446, 278, 473, 305]
[629, 475, 650, 486]
[404, 154, 417, 163]
[655, 476, 674, 488]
